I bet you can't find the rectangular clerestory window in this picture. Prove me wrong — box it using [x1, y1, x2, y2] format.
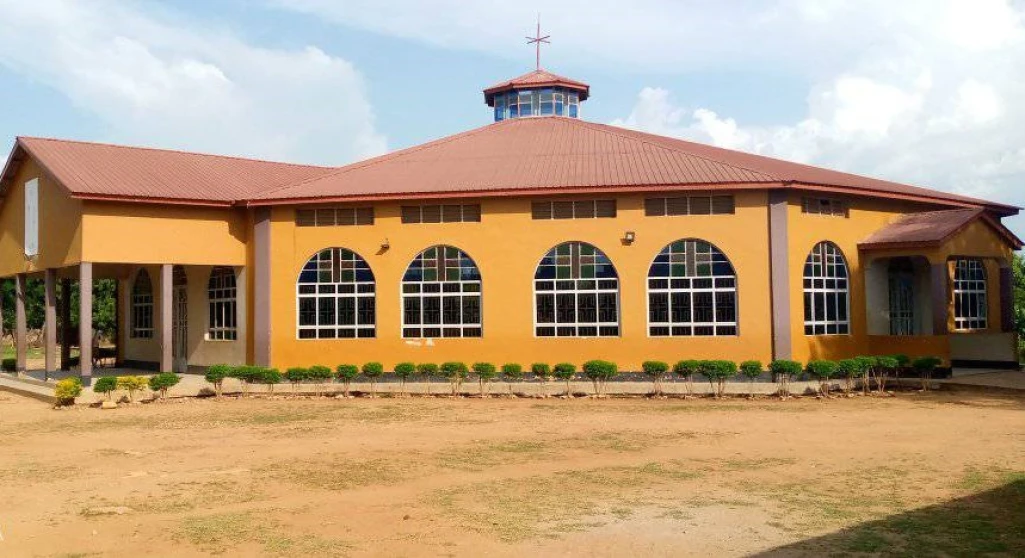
[296, 207, 374, 227]
[531, 200, 616, 220]
[644, 195, 735, 216]
[801, 197, 849, 217]
[401, 204, 481, 224]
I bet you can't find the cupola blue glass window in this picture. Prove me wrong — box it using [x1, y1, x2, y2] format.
[493, 88, 581, 121]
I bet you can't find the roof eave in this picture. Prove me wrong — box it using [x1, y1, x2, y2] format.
[786, 181, 1020, 215]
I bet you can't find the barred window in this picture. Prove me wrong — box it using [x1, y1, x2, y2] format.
[953, 258, 987, 331]
[647, 239, 738, 336]
[131, 269, 154, 339]
[207, 267, 237, 341]
[402, 245, 482, 338]
[295, 207, 373, 227]
[534, 242, 619, 337]
[802, 197, 849, 217]
[401, 204, 481, 223]
[803, 241, 850, 335]
[297, 248, 376, 339]
[531, 200, 616, 220]
[644, 195, 735, 216]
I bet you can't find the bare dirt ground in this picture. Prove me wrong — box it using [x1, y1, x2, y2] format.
[1, 390, 1023, 557]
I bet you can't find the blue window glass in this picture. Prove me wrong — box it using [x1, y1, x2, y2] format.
[555, 101, 564, 115]
[508, 105, 518, 118]
[540, 102, 554, 115]
[569, 105, 578, 118]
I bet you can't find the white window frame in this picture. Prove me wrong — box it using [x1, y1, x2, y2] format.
[533, 241, 620, 338]
[131, 269, 154, 339]
[400, 245, 482, 339]
[953, 258, 988, 331]
[207, 267, 237, 341]
[803, 241, 851, 335]
[646, 239, 738, 337]
[296, 248, 376, 340]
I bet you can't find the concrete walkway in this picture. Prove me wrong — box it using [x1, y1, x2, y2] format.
[935, 369, 1025, 393]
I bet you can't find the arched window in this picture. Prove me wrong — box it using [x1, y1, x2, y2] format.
[297, 248, 375, 339]
[953, 258, 987, 330]
[208, 267, 237, 341]
[401, 245, 482, 338]
[131, 269, 154, 339]
[803, 241, 850, 335]
[534, 241, 619, 337]
[647, 239, 738, 336]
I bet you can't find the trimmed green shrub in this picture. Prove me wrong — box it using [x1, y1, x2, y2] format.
[54, 377, 82, 406]
[770, 359, 803, 398]
[700, 360, 738, 398]
[806, 360, 839, 396]
[532, 363, 553, 397]
[336, 364, 360, 397]
[836, 358, 870, 395]
[149, 372, 180, 400]
[229, 365, 261, 396]
[362, 362, 385, 397]
[258, 368, 282, 393]
[1, 358, 15, 372]
[739, 360, 763, 397]
[874, 355, 899, 393]
[440, 362, 469, 396]
[855, 356, 876, 394]
[912, 356, 943, 390]
[582, 360, 618, 397]
[471, 362, 498, 397]
[116, 375, 148, 402]
[501, 363, 523, 395]
[93, 376, 118, 401]
[673, 360, 701, 397]
[394, 362, 416, 395]
[305, 365, 333, 397]
[205, 364, 232, 397]
[417, 363, 439, 395]
[284, 367, 309, 393]
[642, 360, 670, 396]
[893, 354, 911, 376]
[553, 362, 576, 397]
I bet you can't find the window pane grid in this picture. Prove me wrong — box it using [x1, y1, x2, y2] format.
[531, 200, 617, 220]
[295, 207, 374, 227]
[534, 242, 619, 337]
[207, 266, 238, 341]
[803, 242, 851, 335]
[401, 204, 481, 224]
[647, 239, 738, 336]
[402, 246, 482, 338]
[953, 258, 987, 331]
[801, 197, 849, 218]
[297, 248, 376, 339]
[131, 269, 154, 339]
[644, 195, 735, 217]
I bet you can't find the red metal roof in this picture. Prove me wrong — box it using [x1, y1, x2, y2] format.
[1, 137, 334, 205]
[249, 117, 1018, 214]
[484, 69, 590, 105]
[859, 208, 1023, 249]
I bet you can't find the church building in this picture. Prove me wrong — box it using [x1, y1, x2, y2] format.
[0, 66, 1021, 383]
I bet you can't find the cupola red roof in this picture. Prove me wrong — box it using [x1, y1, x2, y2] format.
[483, 69, 590, 106]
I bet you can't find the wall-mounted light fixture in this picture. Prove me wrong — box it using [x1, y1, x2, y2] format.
[381, 238, 391, 251]
[623, 231, 636, 244]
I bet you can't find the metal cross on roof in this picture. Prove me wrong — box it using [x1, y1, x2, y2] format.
[526, 15, 550, 70]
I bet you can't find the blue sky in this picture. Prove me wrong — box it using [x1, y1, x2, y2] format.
[1, 0, 1023, 236]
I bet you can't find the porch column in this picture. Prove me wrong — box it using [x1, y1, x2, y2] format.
[60, 278, 72, 370]
[44, 269, 57, 376]
[253, 207, 272, 366]
[79, 262, 92, 385]
[160, 264, 173, 372]
[767, 190, 792, 360]
[999, 260, 1014, 333]
[14, 273, 27, 375]
[930, 262, 949, 335]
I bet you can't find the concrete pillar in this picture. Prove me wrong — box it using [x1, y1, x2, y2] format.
[44, 269, 57, 377]
[79, 263, 93, 385]
[767, 190, 792, 360]
[160, 264, 173, 372]
[253, 207, 272, 366]
[14, 274, 27, 375]
[930, 262, 949, 335]
[60, 278, 72, 370]
[999, 261, 1014, 333]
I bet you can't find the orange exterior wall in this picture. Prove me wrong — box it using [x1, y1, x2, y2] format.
[0, 158, 83, 277]
[266, 191, 775, 371]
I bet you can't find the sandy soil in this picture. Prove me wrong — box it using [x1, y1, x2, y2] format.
[0, 390, 1023, 557]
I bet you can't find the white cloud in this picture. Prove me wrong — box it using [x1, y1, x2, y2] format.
[0, 0, 386, 165]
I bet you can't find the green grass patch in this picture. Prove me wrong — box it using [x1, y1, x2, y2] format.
[176, 511, 349, 556]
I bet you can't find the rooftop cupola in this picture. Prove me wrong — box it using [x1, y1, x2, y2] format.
[483, 19, 589, 122]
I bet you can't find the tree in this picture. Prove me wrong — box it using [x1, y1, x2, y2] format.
[1014, 253, 1025, 361]
[700, 360, 737, 398]
[394, 362, 416, 396]
[93, 376, 118, 401]
[806, 360, 839, 397]
[471, 362, 497, 397]
[836, 358, 869, 396]
[284, 367, 309, 394]
[739, 360, 763, 398]
[673, 360, 700, 398]
[501, 363, 523, 396]
[229, 366, 260, 397]
[149, 372, 180, 400]
[582, 360, 617, 397]
[770, 360, 803, 399]
[417, 363, 439, 395]
[439, 362, 468, 396]
[531, 363, 552, 398]
[258, 368, 282, 394]
[874, 356, 898, 394]
[855, 356, 876, 394]
[642, 360, 670, 397]
[362, 362, 384, 397]
[913, 356, 943, 391]
[553, 362, 576, 397]
[116, 375, 148, 402]
[205, 365, 231, 398]
[335, 364, 359, 397]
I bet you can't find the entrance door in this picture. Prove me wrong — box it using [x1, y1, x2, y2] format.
[172, 266, 188, 373]
[888, 258, 915, 335]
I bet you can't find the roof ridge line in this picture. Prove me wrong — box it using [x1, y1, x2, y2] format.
[572, 120, 780, 182]
[248, 119, 516, 201]
[17, 136, 334, 170]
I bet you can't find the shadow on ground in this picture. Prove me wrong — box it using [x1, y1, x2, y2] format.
[755, 478, 1025, 557]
